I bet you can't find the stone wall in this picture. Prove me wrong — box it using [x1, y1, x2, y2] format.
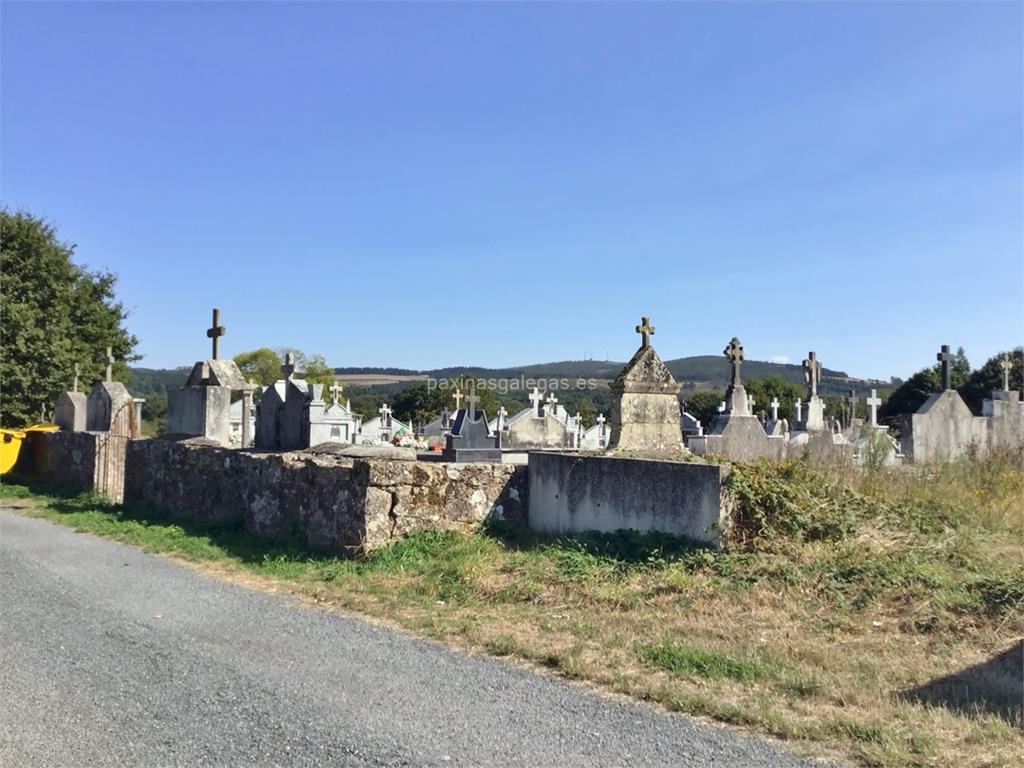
[118, 438, 528, 557]
[527, 452, 732, 547]
[19, 430, 129, 503]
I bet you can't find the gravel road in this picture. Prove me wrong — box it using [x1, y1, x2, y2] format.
[0, 508, 826, 767]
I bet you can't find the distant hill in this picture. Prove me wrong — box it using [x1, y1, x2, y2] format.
[126, 366, 191, 396]
[335, 356, 881, 396]
[132, 356, 882, 398]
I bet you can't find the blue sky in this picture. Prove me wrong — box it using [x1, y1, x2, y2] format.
[3, 1, 1021, 379]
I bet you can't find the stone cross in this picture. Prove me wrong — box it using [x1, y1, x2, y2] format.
[936, 344, 952, 390]
[465, 389, 480, 417]
[635, 316, 655, 348]
[1000, 353, 1012, 391]
[749, 396, 756, 411]
[723, 337, 744, 387]
[281, 353, 296, 379]
[847, 390, 858, 427]
[794, 398, 803, 421]
[105, 346, 114, 383]
[452, 388, 464, 409]
[596, 413, 606, 435]
[329, 381, 342, 404]
[206, 308, 226, 360]
[770, 397, 780, 421]
[496, 406, 508, 431]
[545, 392, 559, 413]
[379, 403, 392, 426]
[529, 387, 543, 416]
[866, 389, 881, 427]
[802, 352, 821, 397]
[72, 363, 80, 393]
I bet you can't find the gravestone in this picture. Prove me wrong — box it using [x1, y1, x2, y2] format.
[900, 345, 987, 463]
[607, 316, 684, 453]
[689, 337, 784, 460]
[167, 309, 254, 447]
[87, 347, 140, 437]
[54, 363, 87, 432]
[503, 387, 576, 450]
[798, 351, 826, 430]
[982, 353, 1023, 452]
[442, 389, 501, 462]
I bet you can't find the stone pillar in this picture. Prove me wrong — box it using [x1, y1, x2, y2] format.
[241, 389, 253, 449]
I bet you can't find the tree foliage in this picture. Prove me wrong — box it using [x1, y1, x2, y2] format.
[683, 390, 722, 428]
[743, 375, 805, 421]
[233, 347, 337, 393]
[233, 348, 282, 386]
[0, 210, 138, 426]
[960, 348, 1023, 414]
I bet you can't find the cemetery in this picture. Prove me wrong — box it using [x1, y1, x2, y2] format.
[14, 309, 1024, 556]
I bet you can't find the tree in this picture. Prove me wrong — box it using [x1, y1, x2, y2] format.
[683, 390, 722, 428]
[879, 347, 971, 423]
[960, 347, 1024, 414]
[301, 354, 337, 392]
[233, 348, 281, 386]
[0, 210, 138, 427]
[743, 375, 804, 421]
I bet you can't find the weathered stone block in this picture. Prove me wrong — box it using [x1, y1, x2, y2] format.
[528, 452, 731, 547]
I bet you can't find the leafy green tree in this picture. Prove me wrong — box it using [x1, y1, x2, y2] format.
[683, 390, 722, 427]
[744, 375, 804, 421]
[390, 382, 446, 425]
[959, 347, 1024, 414]
[0, 210, 138, 426]
[301, 354, 336, 392]
[879, 347, 971, 423]
[233, 347, 281, 386]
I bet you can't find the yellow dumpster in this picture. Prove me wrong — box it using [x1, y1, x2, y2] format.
[0, 423, 59, 475]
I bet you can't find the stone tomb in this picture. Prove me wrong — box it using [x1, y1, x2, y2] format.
[607, 317, 684, 453]
[688, 337, 785, 460]
[900, 346, 988, 463]
[442, 391, 501, 462]
[167, 311, 254, 447]
[528, 452, 732, 547]
[787, 350, 854, 464]
[86, 348, 142, 438]
[54, 363, 87, 432]
[502, 388, 577, 450]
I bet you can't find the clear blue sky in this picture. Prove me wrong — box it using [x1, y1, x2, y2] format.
[3, 1, 1021, 380]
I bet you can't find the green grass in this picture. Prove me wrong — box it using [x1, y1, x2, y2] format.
[636, 641, 775, 682]
[3, 452, 1022, 768]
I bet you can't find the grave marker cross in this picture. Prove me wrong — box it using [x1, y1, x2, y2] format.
[1000, 353, 1013, 392]
[770, 397, 780, 421]
[379, 403, 392, 426]
[528, 387, 543, 416]
[847, 390, 858, 427]
[723, 337, 744, 387]
[281, 353, 296, 379]
[72, 363, 80, 393]
[802, 352, 821, 397]
[936, 345, 952, 390]
[105, 346, 114, 383]
[329, 381, 343, 404]
[544, 392, 559, 414]
[206, 308, 226, 360]
[452, 388, 464, 409]
[866, 389, 882, 427]
[635, 316, 655, 348]
[465, 390, 480, 417]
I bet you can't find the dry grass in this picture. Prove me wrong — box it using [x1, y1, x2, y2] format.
[4, 451, 1022, 767]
